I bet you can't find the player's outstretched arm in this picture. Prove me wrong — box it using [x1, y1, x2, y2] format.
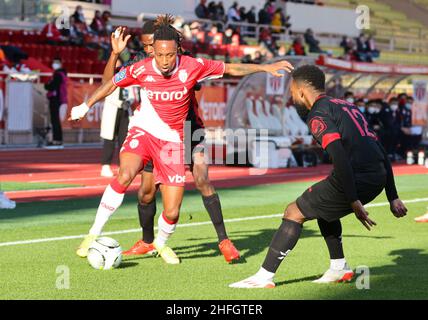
[68, 80, 117, 121]
[224, 60, 294, 77]
[102, 27, 131, 84]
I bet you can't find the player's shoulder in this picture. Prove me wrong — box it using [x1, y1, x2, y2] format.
[179, 54, 206, 68]
[127, 57, 152, 78]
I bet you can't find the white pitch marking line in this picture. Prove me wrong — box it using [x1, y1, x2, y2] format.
[0, 197, 427, 248]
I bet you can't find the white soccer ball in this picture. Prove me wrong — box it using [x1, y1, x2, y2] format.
[87, 237, 122, 270]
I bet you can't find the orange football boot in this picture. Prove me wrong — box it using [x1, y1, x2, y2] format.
[219, 239, 240, 263]
[123, 240, 156, 256]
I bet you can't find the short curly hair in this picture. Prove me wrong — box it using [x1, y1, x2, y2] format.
[291, 65, 325, 92]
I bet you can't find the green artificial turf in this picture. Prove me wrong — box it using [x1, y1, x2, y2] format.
[0, 181, 81, 192]
[0, 175, 427, 300]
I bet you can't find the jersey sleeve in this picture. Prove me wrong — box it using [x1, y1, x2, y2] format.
[308, 110, 341, 149]
[111, 64, 140, 88]
[194, 57, 225, 82]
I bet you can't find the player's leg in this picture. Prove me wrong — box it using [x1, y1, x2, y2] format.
[77, 127, 149, 257]
[191, 151, 240, 263]
[229, 202, 305, 288]
[312, 219, 353, 283]
[77, 152, 143, 257]
[153, 184, 184, 264]
[123, 165, 158, 256]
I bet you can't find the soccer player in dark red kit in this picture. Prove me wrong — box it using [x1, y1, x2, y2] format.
[70, 15, 293, 264]
[230, 65, 408, 288]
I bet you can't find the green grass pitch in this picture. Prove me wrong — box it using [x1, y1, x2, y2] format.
[1, 175, 427, 300]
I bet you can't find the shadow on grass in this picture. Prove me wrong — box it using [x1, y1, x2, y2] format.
[117, 261, 140, 269]
[275, 248, 428, 299]
[173, 226, 393, 263]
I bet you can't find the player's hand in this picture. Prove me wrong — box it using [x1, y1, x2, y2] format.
[111, 26, 131, 55]
[263, 60, 294, 77]
[68, 103, 89, 121]
[351, 200, 377, 231]
[390, 198, 407, 218]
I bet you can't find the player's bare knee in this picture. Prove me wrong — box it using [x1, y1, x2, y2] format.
[117, 169, 135, 186]
[194, 176, 213, 195]
[163, 208, 179, 222]
[140, 192, 155, 205]
[283, 202, 305, 224]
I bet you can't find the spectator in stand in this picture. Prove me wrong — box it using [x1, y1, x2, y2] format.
[356, 33, 372, 62]
[207, 2, 217, 20]
[259, 27, 278, 54]
[344, 91, 354, 104]
[44, 58, 67, 149]
[365, 99, 383, 138]
[246, 6, 257, 24]
[72, 5, 86, 25]
[207, 25, 223, 45]
[366, 35, 380, 59]
[246, 5, 257, 35]
[304, 28, 323, 53]
[101, 11, 113, 35]
[222, 27, 234, 45]
[271, 8, 286, 34]
[355, 98, 366, 114]
[90, 10, 104, 35]
[258, 3, 272, 25]
[276, 45, 287, 57]
[340, 35, 353, 54]
[265, 0, 276, 21]
[60, 16, 84, 45]
[41, 17, 66, 44]
[239, 6, 247, 20]
[379, 97, 401, 161]
[217, 1, 226, 21]
[195, 0, 209, 19]
[288, 36, 306, 56]
[254, 51, 267, 64]
[227, 2, 241, 23]
[398, 96, 422, 156]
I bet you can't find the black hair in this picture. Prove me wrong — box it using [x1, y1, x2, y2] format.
[344, 91, 354, 98]
[142, 20, 156, 35]
[291, 64, 325, 92]
[153, 14, 183, 48]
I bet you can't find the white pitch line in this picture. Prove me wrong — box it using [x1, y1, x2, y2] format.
[0, 197, 427, 248]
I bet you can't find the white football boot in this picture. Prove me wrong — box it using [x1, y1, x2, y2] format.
[312, 264, 354, 284]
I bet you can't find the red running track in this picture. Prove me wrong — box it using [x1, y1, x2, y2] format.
[1, 148, 427, 203]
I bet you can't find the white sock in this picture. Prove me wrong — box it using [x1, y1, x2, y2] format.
[330, 258, 347, 271]
[89, 185, 125, 235]
[154, 213, 177, 249]
[255, 267, 275, 282]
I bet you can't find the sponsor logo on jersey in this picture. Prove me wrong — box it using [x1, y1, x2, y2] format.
[144, 75, 155, 82]
[114, 70, 126, 83]
[310, 116, 327, 137]
[143, 86, 188, 101]
[168, 174, 186, 184]
[130, 139, 139, 149]
[178, 69, 188, 83]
